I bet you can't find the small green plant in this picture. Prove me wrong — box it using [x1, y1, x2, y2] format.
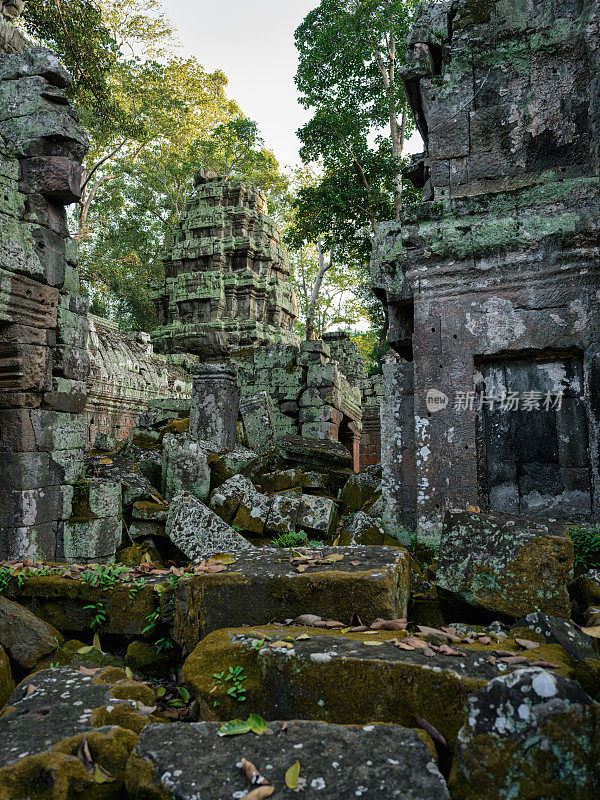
[271, 530, 309, 548]
[212, 666, 247, 705]
[80, 563, 130, 589]
[0, 566, 12, 594]
[142, 609, 160, 636]
[168, 686, 190, 709]
[569, 524, 600, 571]
[155, 637, 174, 654]
[128, 578, 148, 600]
[84, 601, 107, 629]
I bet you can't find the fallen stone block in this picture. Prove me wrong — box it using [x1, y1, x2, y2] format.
[127, 719, 450, 799]
[570, 568, 600, 609]
[239, 390, 276, 454]
[296, 493, 337, 536]
[512, 612, 597, 662]
[210, 474, 271, 535]
[449, 667, 600, 800]
[276, 434, 353, 471]
[165, 493, 253, 563]
[63, 515, 122, 563]
[0, 595, 60, 668]
[435, 510, 573, 618]
[162, 434, 210, 502]
[340, 467, 381, 513]
[256, 468, 326, 493]
[338, 511, 385, 546]
[182, 626, 527, 746]
[167, 546, 410, 652]
[0, 646, 13, 710]
[0, 666, 159, 800]
[265, 493, 301, 534]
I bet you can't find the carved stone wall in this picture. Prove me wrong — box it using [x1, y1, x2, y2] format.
[372, 0, 600, 546]
[152, 171, 298, 359]
[0, 36, 91, 559]
[85, 316, 192, 446]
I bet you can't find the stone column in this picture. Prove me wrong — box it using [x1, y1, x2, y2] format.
[189, 364, 239, 450]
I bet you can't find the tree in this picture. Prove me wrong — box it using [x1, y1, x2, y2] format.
[283, 168, 369, 340]
[21, 0, 288, 330]
[295, 0, 419, 220]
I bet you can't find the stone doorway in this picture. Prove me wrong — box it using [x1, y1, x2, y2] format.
[475, 353, 592, 518]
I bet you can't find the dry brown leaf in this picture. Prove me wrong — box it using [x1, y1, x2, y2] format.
[414, 716, 448, 750]
[77, 737, 94, 774]
[25, 684, 37, 696]
[78, 667, 101, 676]
[514, 638, 540, 650]
[500, 656, 529, 664]
[244, 787, 274, 800]
[422, 647, 436, 657]
[350, 560, 362, 566]
[296, 564, 307, 573]
[348, 625, 369, 633]
[269, 641, 293, 649]
[370, 620, 407, 631]
[404, 636, 428, 650]
[495, 650, 517, 657]
[240, 758, 269, 786]
[280, 721, 288, 733]
[529, 660, 561, 669]
[314, 620, 344, 629]
[487, 656, 497, 665]
[477, 636, 492, 645]
[398, 642, 415, 651]
[294, 614, 321, 626]
[438, 645, 463, 656]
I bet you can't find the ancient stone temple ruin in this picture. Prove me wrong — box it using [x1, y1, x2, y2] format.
[152, 169, 298, 358]
[373, 0, 600, 546]
[0, 5, 599, 800]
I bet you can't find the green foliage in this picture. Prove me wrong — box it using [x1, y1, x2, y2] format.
[212, 666, 247, 704]
[80, 562, 130, 588]
[569, 525, 600, 571]
[142, 608, 160, 635]
[22, 0, 287, 330]
[0, 566, 11, 594]
[155, 637, 174, 654]
[84, 601, 107, 629]
[271, 530, 309, 548]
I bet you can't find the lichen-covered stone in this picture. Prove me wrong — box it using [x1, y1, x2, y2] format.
[209, 474, 271, 535]
[0, 646, 13, 710]
[189, 364, 239, 450]
[338, 511, 386, 546]
[340, 468, 381, 514]
[239, 390, 276, 454]
[126, 720, 450, 799]
[182, 626, 526, 746]
[435, 511, 573, 618]
[296, 493, 337, 536]
[571, 569, 600, 608]
[166, 546, 410, 653]
[511, 612, 597, 663]
[0, 595, 60, 668]
[161, 433, 210, 502]
[0, 666, 159, 800]
[449, 668, 600, 800]
[165, 493, 253, 563]
[265, 492, 301, 534]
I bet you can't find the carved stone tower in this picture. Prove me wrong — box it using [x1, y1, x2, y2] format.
[152, 170, 298, 359]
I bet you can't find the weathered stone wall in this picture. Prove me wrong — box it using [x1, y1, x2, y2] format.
[373, 0, 600, 546]
[0, 31, 92, 558]
[85, 315, 192, 446]
[358, 374, 384, 469]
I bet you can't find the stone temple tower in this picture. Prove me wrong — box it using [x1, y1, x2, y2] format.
[152, 170, 298, 359]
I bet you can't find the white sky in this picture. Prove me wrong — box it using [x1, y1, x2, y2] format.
[166, 0, 422, 168]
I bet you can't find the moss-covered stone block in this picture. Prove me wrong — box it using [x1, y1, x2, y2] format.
[166, 546, 410, 653]
[126, 720, 450, 799]
[436, 510, 574, 618]
[6, 573, 160, 639]
[182, 626, 518, 747]
[0, 665, 160, 800]
[449, 668, 600, 800]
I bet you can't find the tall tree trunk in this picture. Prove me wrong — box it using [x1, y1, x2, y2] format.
[306, 237, 334, 341]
